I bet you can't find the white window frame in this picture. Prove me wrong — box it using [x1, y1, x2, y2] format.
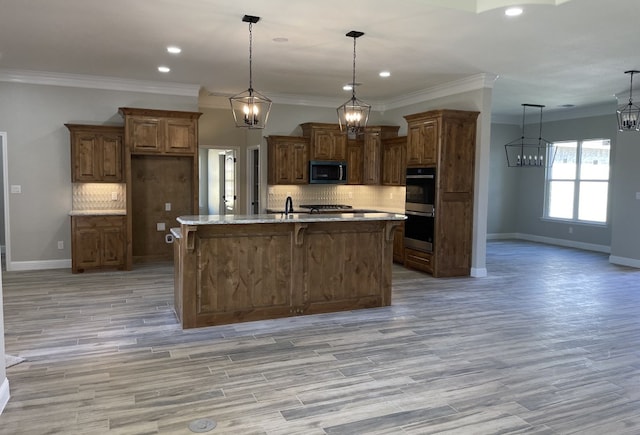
[543, 138, 610, 225]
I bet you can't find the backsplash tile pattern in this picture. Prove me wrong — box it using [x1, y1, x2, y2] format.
[268, 185, 405, 213]
[72, 183, 126, 210]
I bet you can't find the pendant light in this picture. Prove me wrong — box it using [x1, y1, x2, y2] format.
[229, 15, 272, 129]
[337, 30, 370, 136]
[504, 104, 556, 168]
[617, 70, 640, 132]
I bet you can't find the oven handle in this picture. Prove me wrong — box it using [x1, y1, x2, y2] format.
[405, 210, 434, 217]
[339, 164, 344, 181]
[406, 174, 434, 179]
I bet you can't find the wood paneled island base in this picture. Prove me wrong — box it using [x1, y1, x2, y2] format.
[173, 213, 405, 329]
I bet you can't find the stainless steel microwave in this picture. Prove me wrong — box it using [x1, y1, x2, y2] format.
[309, 160, 347, 184]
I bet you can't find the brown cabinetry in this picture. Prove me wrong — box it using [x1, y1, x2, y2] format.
[71, 215, 126, 273]
[403, 109, 479, 277]
[119, 108, 199, 155]
[66, 124, 123, 182]
[267, 136, 309, 184]
[346, 139, 363, 185]
[382, 136, 406, 186]
[300, 123, 347, 161]
[362, 126, 400, 185]
[406, 117, 438, 166]
[392, 223, 405, 264]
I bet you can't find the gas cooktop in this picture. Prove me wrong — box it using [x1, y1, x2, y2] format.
[300, 204, 353, 212]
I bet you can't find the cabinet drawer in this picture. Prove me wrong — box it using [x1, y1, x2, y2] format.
[404, 248, 433, 274]
[73, 215, 125, 229]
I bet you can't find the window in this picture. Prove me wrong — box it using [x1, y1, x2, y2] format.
[545, 138, 610, 223]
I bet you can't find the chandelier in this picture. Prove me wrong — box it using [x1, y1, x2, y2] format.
[337, 30, 370, 136]
[229, 15, 272, 129]
[504, 104, 556, 168]
[617, 70, 640, 132]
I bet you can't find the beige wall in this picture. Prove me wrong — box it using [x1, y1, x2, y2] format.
[0, 82, 197, 269]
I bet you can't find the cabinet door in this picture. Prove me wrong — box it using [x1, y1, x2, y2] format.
[312, 130, 335, 160]
[72, 133, 101, 182]
[129, 117, 162, 153]
[165, 118, 196, 154]
[290, 142, 309, 184]
[421, 119, 438, 165]
[363, 132, 381, 184]
[102, 224, 125, 266]
[406, 125, 423, 166]
[100, 134, 123, 181]
[382, 139, 405, 186]
[74, 226, 101, 270]
[271, 142, 292, 184]
[347, 141, 363, 185]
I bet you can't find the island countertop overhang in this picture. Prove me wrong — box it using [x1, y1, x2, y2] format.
[177, 212, 406, 226]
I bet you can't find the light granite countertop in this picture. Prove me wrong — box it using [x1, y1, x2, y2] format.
[177, 212, 406, 225]
[69, 209, 126, 216]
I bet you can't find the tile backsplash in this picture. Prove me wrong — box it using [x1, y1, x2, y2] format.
[267, 185, 405, 213]
[72, 183, 126, 210]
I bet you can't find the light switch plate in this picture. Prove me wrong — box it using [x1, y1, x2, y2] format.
[636, 192, 640, 200]
[157, 222, 166, 231]
[10, 185, 21, 194]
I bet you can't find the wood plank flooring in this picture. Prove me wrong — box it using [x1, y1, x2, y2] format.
[1, 240, 640, 434]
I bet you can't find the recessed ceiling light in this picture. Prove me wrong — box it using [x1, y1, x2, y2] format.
[505, 7, 523, 16]
[272, 37, 288, 43]
[158, 66, 171, 73]
[343, 84, 353, 91]
[379, 71, 391, 78]
[167, 46, 182, 54]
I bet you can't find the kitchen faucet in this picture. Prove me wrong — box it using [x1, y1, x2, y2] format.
[285, 196, 293, 215]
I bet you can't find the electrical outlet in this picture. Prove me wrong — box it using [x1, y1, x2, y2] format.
[157, 222, 166, 231]
[389, 192, 393, 199]
[636, 192, 640, 200]
[111, 191, 118, 201]
[348, 192, 353, 199]
[10, 185, 21, 194]
[165, 202, 171, 211]
[57, 241, 64, 250]
[568, 226, 573, 234]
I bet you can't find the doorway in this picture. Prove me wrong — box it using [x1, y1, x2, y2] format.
[247, 145, 260, 214]
[199, 148, 237, 215]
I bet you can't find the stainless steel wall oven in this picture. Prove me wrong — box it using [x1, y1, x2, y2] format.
[404, 167, 436, 252]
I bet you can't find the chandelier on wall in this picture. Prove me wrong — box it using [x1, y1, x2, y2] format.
[229, 15, 272, 129]
[504, 104, 557, 168]
[617, 70, 640, 132]
[337, 30, 370, 136]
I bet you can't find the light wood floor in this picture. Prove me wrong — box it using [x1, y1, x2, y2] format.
[2, 240, 640, 434]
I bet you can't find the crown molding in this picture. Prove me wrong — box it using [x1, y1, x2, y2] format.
[202, 73, 498, 112]
[0, 68, 200, 97]
[377, 73, 498, 111]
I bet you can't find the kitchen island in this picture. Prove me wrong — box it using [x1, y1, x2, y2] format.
[172, 213, 405, 329]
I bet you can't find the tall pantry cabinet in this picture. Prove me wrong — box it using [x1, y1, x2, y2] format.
[119, 107, 202, 267]
[403, 109, 479, 277]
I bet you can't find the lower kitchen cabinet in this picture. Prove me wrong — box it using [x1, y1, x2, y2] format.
[404, 247, 433, 274]
[393, 223, 405, 264]
[71, 215, 126, 273]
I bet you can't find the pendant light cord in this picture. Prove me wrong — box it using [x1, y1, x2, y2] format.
[248, 22, 253, 93]
[629, 71, 635, 105]
[351, 36, 357, 101]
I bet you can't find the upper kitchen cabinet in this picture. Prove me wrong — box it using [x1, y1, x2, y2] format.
[346, 139, 363, 185]
[363, 126, 400, 185]
[118, 107, 201, 155]
[404, 115, 438, 167]
[382, 135, 406, 186]
[300, 123, 347, 161]
[267, 136, 309, 185]
[66, 124, 124, 182]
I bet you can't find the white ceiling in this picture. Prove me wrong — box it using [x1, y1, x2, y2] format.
[0, 0, 637, 119]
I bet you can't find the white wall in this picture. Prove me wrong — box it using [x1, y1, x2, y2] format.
[0, 82, 197, 270]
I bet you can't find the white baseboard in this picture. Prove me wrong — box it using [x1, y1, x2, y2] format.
[6, 259, 71, 272]
[609, 255, 640, 269]
[0, 377, 10, 415]
[487, 232, 610, 254]
[470, 267, 487, 278]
